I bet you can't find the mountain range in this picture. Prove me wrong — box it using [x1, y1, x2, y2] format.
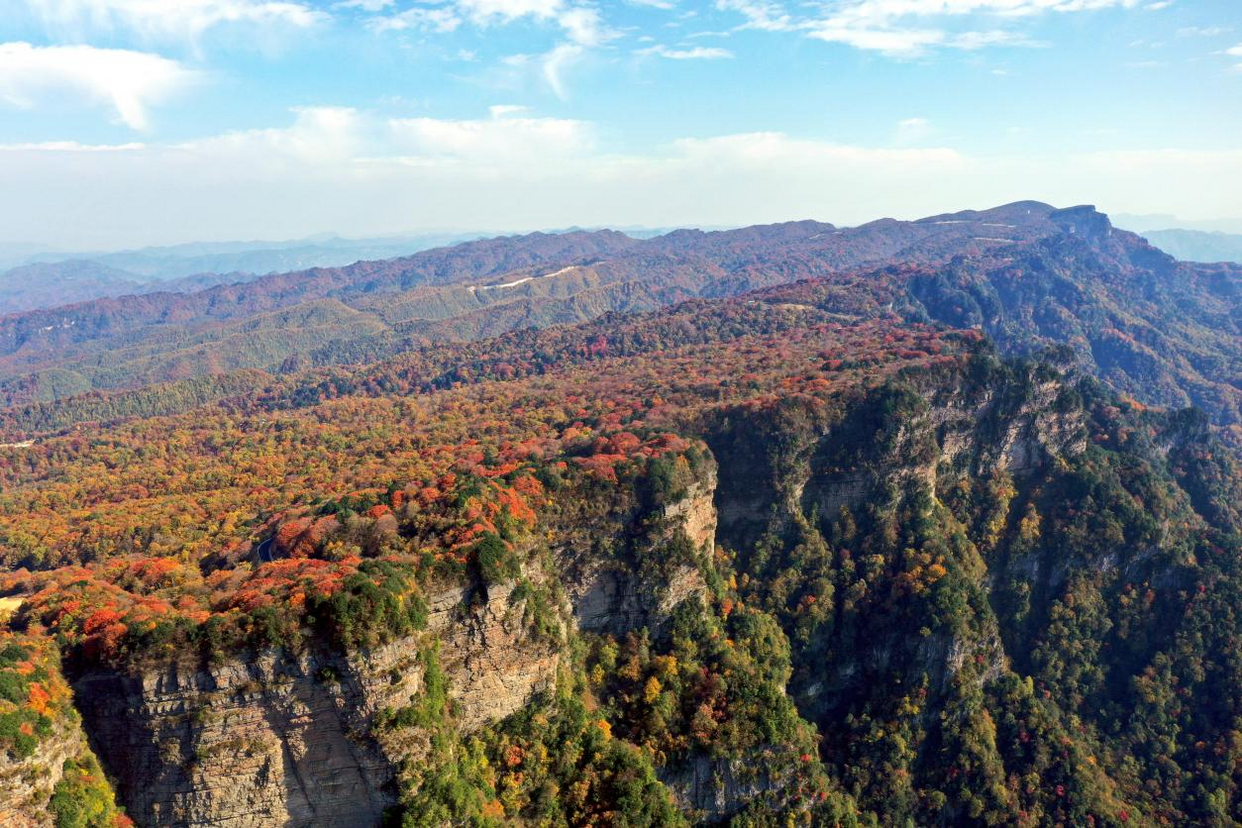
[0, 232, 489, 316]
[1137, 229, 1242, 264]
[0, 201, 1239, 828]
[0, 201, 1237, 431]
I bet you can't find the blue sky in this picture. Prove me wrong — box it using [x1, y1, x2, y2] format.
[0, 0, 1239, 248]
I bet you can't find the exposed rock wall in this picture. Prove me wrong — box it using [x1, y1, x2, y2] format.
[71, 466, 720, 828]
[663, 473, 719, 553]
[659, 751, 780, 822]
[0, 715, 85, 827]
[707, 365, 1089, 742]
[800, 373, 1085, 523]
[434, 578, 560, 733]
[73, 577, 558, 828]
[564, 466, 717, 636]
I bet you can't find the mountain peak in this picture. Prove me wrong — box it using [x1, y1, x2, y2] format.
[1050, 204, 1113, 240]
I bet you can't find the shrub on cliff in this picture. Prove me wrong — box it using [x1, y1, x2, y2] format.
[49, 753, 127, 828]
[474, 532, 520, 585]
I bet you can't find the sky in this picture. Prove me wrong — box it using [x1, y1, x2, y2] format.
[0, 0, 1239, 250]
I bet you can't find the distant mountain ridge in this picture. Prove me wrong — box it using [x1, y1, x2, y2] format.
[1138, 228, 1242, 264]
[0, 231, 488, 315]
[0, 261, 263, 315]
[0, 201, 1236, 431]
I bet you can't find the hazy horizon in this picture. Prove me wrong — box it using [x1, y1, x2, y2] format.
[2, 0, 1240, 249]
[5, 204, 1242, 261]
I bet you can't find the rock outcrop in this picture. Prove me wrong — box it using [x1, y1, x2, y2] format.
[660, 751, 782, 822]
[72, 576, 559, 828]
[0, 715, 87, 827]
[565, 466, 717, 636]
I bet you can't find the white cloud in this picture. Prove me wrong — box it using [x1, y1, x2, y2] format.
[555, 6, 612, 45]
[2, 108, 1240, 249]
[896, 116, 931, 141]
[455, 0, 563, 20]
[186, 106, 369, 163]
[716, 0, 1139, 55]
[489, 103, 530, 116]
[714, 0, 793, 31]
[1177, 26, 1229, 37]
[951, 29, 1036, 47]
[0, 140, 147, 151]
[541, 43, 584, 97]
[0, 41, 197, 129]
[387, 108, 593, 161]
[11, 0, 327, 44]
[1226, 44, 1242, 56]
[806, 24, 944, 54]
[369, 5, 461, 32]
[635, 44, 735, 58]
[499, 41, 589, 99]
[373, 0, 613, 46]
[816, 0, 1140, 23]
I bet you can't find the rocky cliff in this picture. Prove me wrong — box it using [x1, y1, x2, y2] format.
[10, 353, 1235, 827]
[65, 468, 720, 827]
[70, 572, 564, 827]
[0, 711, 89, 827]
[565, 466, 717, 636]
[0, 630, 122, 828]
[706, 359, 1090, 737]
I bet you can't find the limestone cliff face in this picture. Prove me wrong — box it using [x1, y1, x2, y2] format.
[800, 373, 1085, 523]
[71, 465, 720, 828]
[712, 365, 1084, 557]
[75, 650, 394, 828]
[73, 576, 558, 828]
[707, 364, 1088, 733]
[0, 713, 86, 827]
[563, 464, 717, 637]
[659, 751, 780, 822]
[662, 472, 719, 553]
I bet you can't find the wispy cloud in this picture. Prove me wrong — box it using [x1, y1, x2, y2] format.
[499, 42, 589, 98]
[806, 24, 943, 54]
[1177, 25, 1230, 37]
[635, 44, 734, 58]
[540, 43, 584, 97]
[895, 116, 932, 142]
[370, 0, 615, 46]
[0, 41, 197, 129]
[334, 0, 394, 10]
[387, 106, 595, 161]
[714, 0, 793, 31]
[369, 5, 461, 32]
[367, 0, 614, 98]
[4, 107, 1241, 248]
[10, 0, 327, 45]
[814, 0, 1141, 21]
[714, 0, 1137, 56]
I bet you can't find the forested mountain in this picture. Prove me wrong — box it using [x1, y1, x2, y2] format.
[0, 233, 486, 316]
[0, 261, 265, 316]
[0, 202, 1239, 827]
[0, 202, 1236, 430]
